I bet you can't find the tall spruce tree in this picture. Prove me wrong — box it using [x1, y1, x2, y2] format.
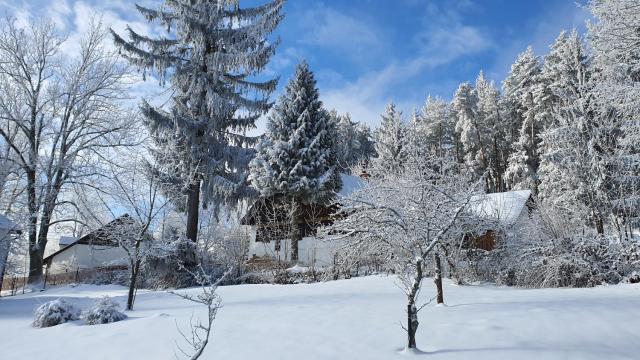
[453, 73, 507, 192]
[332, 111, 361, 171]
[249, 61, 341, 261]
[452, 82, 482, 173]
[476, 72, 508, 192]
[503, 47, 542, 192]
[111, 0, 284, 242]
[589, 0, 640, 238]
[421, 96, 453, 158]
[372, 103, 408, 174]
[536, 31, 606, 232]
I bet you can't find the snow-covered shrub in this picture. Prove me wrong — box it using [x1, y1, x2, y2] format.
[625, 271, 640, 284]
[198, 223, 250, 285]
[83, 296, 127, 325]
[89, 269, 129, 286]
[144, 234, 198, 289]
[33, 299, 81, 328]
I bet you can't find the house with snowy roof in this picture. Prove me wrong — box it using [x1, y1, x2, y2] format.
[43, 214, 147, 275]
[466, 190, 535, 251]
[241, 173, 365, 266]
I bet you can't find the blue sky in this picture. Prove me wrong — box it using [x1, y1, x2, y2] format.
[0, 0, 590, 131]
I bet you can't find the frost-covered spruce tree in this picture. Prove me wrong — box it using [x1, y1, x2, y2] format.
[407, 108, 427, 159]
[476, 72, 509, 193]
[249, 61, 341, 261]
[421, 96, 453, 158]
[536, 31, 608, 233]
[372, 103, 408, 174]
[452, 81, 488, 183]
[589, 0, 640, 238]
[454, 72, 507, 192]
[332, 111, 362, 172]
[502, 47, 542, 192]
[407, 96, 452, 159]
[352, 123, 376, 167]
[111, 0, 284, 242]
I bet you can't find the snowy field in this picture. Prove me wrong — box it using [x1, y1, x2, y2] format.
[1, 276, 639, 360]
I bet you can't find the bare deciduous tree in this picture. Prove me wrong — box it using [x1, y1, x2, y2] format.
[326, 155, 479, 351]
[0, 17, 132, 285]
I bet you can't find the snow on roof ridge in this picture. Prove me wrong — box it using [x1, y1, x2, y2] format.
[469, 189, 532, 225]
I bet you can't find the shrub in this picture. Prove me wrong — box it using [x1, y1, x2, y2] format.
[83, 296, 127, 325]
[33, 299, 81, 328]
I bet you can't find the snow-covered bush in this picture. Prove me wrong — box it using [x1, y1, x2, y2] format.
[83, 296, 127, 325]
[33, 299, 81, 328]
[144, 233, 198, 289]
[450, 197, 640, 288]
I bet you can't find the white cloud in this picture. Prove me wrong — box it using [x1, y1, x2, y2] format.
[319, 2, 493, 128]
[488, 2, 591, 82]
[298, 3, 385, 63]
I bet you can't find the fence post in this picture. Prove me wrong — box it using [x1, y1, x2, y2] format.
[43, 267, 48, 290]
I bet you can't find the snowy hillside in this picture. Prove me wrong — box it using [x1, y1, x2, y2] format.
[1, 276, 639, 360]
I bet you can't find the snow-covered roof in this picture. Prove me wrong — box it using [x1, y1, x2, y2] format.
[58, 236, 77, 247]
[338, 173, 365, 198]
[0, 214, 21, 232]
[469, 190, 532, 225]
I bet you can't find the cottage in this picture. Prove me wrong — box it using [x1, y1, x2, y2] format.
[43, 214, 141, 274]
[241, 173, 365, 266]
[467, 190, 535, 250]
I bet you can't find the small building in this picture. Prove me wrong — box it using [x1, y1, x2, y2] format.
[241, 173, 365, 266]
[467, 190, 535, 251]
[43, 214, 141, 274]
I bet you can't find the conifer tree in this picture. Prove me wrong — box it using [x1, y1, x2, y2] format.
[452, 82, 483, 175]
[476, 72, 508, 192]
[453, 73, 507, 192]
[372, 103, 407, 174]
[408, 96, 452, 159]
[536, 31, 606, 232]
[503, 47, 542, 192]
[589, 0, 640, 237]
[249, 61, 341, 261]
[111, 0, 284, 242]
[355, 123, 377, 165]
[421, 96, 453, 158]
[333, 111, 361, 171]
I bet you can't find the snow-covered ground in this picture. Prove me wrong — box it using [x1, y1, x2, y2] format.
[1, 276, 639, 360]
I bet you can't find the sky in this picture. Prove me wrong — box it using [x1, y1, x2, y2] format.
[0, 0, 591, 132]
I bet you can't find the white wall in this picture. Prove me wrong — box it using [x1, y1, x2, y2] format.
[245, 226, 342, 267]
[48, 245, 128, 273]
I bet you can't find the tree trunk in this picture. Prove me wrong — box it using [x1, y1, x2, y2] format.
[434, 253, 444, 304]
[126, 260, 140, 311]
[407, 257, 423, 349]
[186, 179, 200, 242]
[290, 198, 301, 262]
[28, 248, 43, 286]
[26, 167, 43, 285]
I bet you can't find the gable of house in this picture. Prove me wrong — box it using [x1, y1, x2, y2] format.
[242, 173, 365, 242]
[466, 190, 534, 251]
[43, 214, 143, 272]
[470, 190, 533, 226]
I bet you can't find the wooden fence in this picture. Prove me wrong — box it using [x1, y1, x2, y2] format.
[0, 265, 128, 296]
